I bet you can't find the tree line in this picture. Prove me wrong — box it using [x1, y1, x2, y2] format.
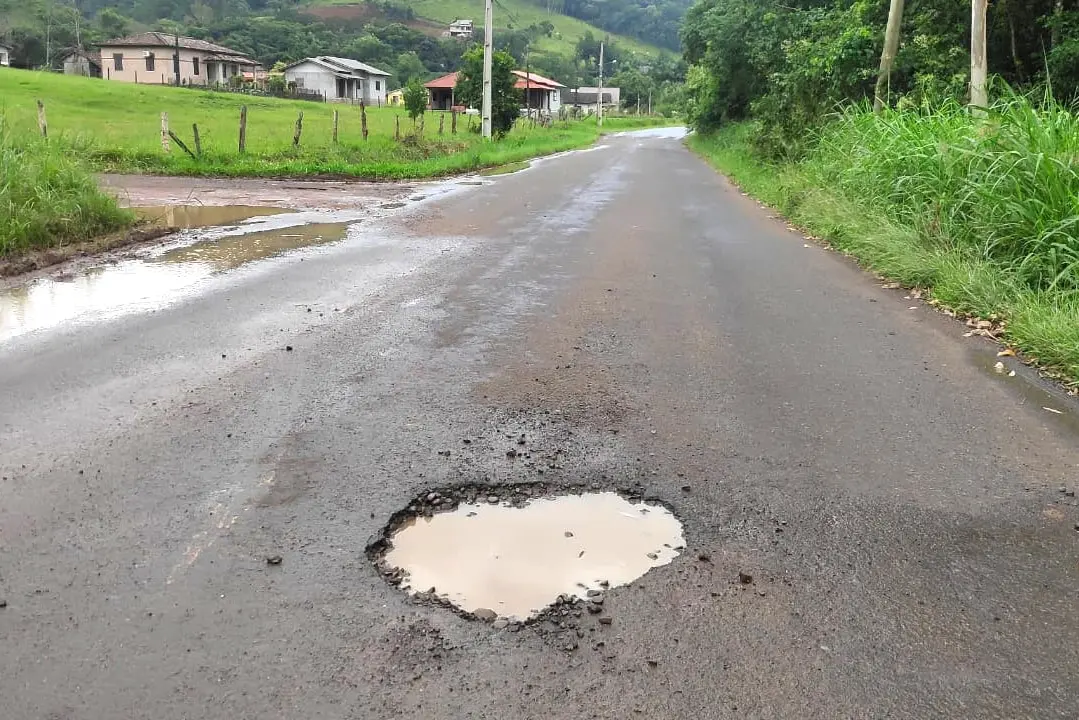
[681, 0, 1079, 156]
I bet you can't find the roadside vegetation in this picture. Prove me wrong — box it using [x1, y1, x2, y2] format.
[0, 71, 666, 180]
[681, 0, 1079, 386]
[0, 121, 133, 257]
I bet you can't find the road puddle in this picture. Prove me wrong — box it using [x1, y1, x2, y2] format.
[155, 223, 348, 272]
[136, 205, 290, 228]
[384, 492, 684, 620]
[0, 222, 349, 342]
[973, 351, 1079, 436]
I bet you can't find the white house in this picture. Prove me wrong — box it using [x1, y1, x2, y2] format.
[448, 19, 474, 39]
[0, 43, 12, 67]
[282, 56, 391, 105]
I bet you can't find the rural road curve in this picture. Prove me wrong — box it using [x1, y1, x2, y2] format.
[2, 128, 1079, 719]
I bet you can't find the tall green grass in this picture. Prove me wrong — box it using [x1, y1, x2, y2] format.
[1, 120, 134, 256]
[809, 96, 1079, 292]
[688, 95, 1079, 384]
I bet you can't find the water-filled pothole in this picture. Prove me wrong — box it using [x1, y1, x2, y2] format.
[372, 488, 684, 622]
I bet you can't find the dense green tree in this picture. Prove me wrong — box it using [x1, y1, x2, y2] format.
[456, 45, 521, 138]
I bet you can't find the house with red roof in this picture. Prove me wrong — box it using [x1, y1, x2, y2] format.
[424, 70, 565, 114]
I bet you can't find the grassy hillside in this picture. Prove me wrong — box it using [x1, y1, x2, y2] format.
[0, 70, 666, 179]
[311, 0, 662, 58]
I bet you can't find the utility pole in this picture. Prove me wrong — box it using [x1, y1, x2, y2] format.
[970, 0, 988, 115]
[525, 49, 531, 122]
[174, 31, 181, 86]
[481, 0, 493, 139]
[873, 0, 904, 112]
[597, 41, 604, 127]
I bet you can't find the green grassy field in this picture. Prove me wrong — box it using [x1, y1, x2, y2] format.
[689, 106, 1079, 387]
[0, 70, 666, 179]
[0, 69, 673, 256]
[310, 0, 661, 58]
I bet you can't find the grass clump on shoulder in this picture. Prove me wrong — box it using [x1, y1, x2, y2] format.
[688, 92, 1079, 385]
[0, 119, 134, 257]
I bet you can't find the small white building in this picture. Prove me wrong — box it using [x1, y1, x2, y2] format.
[282, 56, 391, 105]
[0, 43, 12, 67]
[563, 86, 621, 113]
[448, 19, 474, 39]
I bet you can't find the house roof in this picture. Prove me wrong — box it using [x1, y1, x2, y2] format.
[283, 55, 390, 77]
[99, 32, 255, 61]
[424, 72, 459, 89]
[512, 70, 564, 90]
[426, 70, 565, 92]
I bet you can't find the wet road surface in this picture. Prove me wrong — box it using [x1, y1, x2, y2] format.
[3, 128, 1079, 718]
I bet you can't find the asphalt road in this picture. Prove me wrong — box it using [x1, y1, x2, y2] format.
[3, 128, 1079, 719]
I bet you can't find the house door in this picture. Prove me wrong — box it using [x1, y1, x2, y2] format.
[336, 78, 346, 99]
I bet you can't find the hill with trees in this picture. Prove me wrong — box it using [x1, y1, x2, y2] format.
[0, 0, 687, 111]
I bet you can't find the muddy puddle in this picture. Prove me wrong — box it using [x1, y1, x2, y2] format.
[136, 205, 290, 228]
[383, 492, 684, 621]
[0, 222, 349, 342]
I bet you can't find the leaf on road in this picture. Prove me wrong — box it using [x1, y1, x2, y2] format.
[997, 348, 1016, 357]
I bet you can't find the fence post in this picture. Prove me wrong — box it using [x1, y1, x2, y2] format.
[361, 102, 368, 141]
[395, 115, 400, 141]
[452, 110, 457, 135]
[419, 115, 424, 138]
[332, 110, 339, 144]
[439, 114, 444, 135]
[293, 112, 303, 147]
[192, 123, 202, 157]
[161, 112, 170, 152]
[238, 106, 247, 153]
[36, 100, 48, 138]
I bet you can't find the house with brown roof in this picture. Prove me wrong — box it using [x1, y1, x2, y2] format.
[98, 33, 261, 86]
[424, 70, 564, 113]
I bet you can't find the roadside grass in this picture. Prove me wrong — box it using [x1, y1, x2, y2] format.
[0, 121, 133, 257]
[0, 71, 670, 179]
[688, 105, 1079, 386]
[310, 0, 662, 58]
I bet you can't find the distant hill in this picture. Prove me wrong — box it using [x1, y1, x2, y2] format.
[308, 0, 667, 58]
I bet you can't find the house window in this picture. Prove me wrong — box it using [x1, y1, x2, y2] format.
[113, 53, 124, 71]
[193, 57, 199, 75]
[145, 52, 155, 71]
[375, 80, 381, 91]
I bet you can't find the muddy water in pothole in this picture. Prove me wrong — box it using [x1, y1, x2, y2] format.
[136, 205, 290, 228]
[0, 222, 349, 342]
[384, 492, 685, 621]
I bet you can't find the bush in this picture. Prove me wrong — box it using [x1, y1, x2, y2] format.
[0, 122, 133, 256]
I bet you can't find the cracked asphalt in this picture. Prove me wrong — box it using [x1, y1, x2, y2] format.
[2, 128, 1079, 719]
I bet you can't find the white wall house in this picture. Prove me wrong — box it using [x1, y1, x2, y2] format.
[448, 20, 474, 39]
[282, 56, 391, 105]
[0, 43, 12, 67]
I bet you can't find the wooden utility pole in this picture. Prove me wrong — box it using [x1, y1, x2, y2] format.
[482, 0, 494, 139]
[361, 102, 369, 141]
[874, 0, 905, 112]
[597, 41, 605, 127]
[238, 105, 247, 153]
[332, 110, 339, 144]
[970, 0, 989, 114]
[161, 112, 169, 152]
[192, 123, 202, 157]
